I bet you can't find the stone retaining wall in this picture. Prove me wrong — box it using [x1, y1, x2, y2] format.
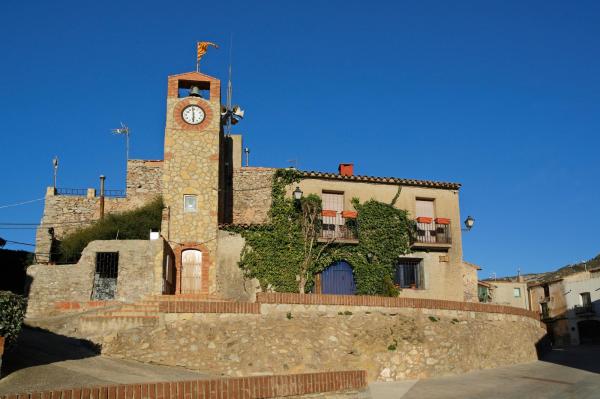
[102, 303, 546, 382]
[0, 371, 367, 399]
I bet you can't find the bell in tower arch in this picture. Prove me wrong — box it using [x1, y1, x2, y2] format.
[188, 86, 202, 97]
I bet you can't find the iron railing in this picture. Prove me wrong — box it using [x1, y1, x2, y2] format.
[55, 188, 126, 197]
[414, 221, 451, 244]
[319, 222, 359, 242]
[56, 187, 88, 196]
[104, 189, 126, 198]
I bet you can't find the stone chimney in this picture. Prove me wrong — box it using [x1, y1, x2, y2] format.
[338, 163, 354, 177]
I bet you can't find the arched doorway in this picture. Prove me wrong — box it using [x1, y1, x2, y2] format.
[181, 249, 202, 294]
[322, 261, 356, 295]
[578, 320, 600, 344]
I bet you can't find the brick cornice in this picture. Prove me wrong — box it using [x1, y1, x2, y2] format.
[256, 292, 540, 320]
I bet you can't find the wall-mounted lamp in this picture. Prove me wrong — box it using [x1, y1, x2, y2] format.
[462, 215, 475, 231]
[367, 252, 374, 263]
[293, 186, 303, 201]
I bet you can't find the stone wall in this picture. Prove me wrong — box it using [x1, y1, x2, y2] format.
[215, 230, 260, 301]
[102, 304, 545, 382]
[27, 239, 165, 317]
[35, 160, 162, 262]
[232, 167, 275, 225]
[461, 263, 479, 302]
[126, 160, 163, 200]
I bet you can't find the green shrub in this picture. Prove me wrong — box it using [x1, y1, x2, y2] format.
[55, 197, 163, 263]
[0, 291, 27, 347]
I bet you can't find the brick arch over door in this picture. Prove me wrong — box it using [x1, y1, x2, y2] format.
[173, 243, 212, 294]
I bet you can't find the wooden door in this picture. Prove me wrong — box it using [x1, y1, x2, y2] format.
[181, 249, 202, 294]
[322, 261, 356, 295]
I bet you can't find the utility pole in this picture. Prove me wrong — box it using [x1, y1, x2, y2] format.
[99, 175, 106, 219]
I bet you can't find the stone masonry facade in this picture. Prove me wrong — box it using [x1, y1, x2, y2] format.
[27, 239, 165, 317]
[35, 160, 162, 262]
[160, 72, 222, 296]
[231, 167, 275, 225]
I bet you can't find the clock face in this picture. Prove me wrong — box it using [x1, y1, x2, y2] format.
[182, 105, 206, 125]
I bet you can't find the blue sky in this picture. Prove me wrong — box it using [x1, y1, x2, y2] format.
[1, 1, 599, 277]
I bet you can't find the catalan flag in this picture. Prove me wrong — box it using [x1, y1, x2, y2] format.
[197, 41, 218, 62]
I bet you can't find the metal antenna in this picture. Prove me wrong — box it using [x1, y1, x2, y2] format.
[225, 34, 233, 136]
[221, 33, 244, 135]
[111, 122, 130, 166]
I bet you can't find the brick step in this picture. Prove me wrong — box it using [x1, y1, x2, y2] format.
[117, 305, 159, 312]
[79, 315, 159, 334]
[93, 311, 159, 317]
[81, 315, 159, 320]
[143, 294, 228, 302]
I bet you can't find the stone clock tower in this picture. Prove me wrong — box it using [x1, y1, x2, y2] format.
[161, 71, 222, 295]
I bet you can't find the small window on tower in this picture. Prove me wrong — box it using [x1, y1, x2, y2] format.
[184, 195, 198, 213]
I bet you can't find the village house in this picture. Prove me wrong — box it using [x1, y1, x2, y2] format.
[528, 268, 600, 346]
[28, 68, 479, 314]
[476, 278, 529, 309]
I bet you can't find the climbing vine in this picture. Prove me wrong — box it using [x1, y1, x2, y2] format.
[228, 169, 416, 295]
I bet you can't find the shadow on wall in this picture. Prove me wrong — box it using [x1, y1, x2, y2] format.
[0, 326, 101, 378]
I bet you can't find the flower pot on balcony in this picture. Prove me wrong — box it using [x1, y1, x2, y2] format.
[435, 217, 451, 225]
[322, 210, 337, 217]
[342, 210, 358, 219]
[416, 217, 433, 224]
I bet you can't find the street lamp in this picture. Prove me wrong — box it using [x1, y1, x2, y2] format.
[293, 186, 303, 201]
[463, 215, 475, 231]
[52, 156, 59, 189]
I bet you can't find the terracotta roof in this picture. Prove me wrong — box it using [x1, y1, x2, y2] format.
[299, 170, 461, 190]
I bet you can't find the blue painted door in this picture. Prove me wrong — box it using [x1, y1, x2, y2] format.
[322, 261, 356, 295]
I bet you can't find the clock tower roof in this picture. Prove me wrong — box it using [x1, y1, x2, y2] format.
[168, 71, 220, 82]
[167, 71, 221, 99]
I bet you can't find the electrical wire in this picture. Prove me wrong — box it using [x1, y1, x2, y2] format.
[0, 197, 44, 209]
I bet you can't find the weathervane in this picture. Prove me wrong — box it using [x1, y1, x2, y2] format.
[196, 41, 218, 72]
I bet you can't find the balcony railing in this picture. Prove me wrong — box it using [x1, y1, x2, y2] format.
[414, 220, 451, 245]
[56, 187, 88, 196]
[320, 224, 358, 242]
[574, 304, 595, 315]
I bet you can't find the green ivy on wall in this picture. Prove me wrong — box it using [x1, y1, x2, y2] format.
[228, 169, 415, 295]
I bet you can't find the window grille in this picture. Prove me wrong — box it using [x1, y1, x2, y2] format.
[92, 252, 119, 300]
[394, 259, 424, 289]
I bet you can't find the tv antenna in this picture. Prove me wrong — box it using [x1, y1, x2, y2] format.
[220, 34, 245, 135]
[111, 122, 130, 164]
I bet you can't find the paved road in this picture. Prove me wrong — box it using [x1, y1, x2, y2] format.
[0, 327, 214, 395]
[370, 345, 600, 399]
[2, 327, 598, 398]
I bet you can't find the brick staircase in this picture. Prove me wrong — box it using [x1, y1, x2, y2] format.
[78, 295, 257, 333]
